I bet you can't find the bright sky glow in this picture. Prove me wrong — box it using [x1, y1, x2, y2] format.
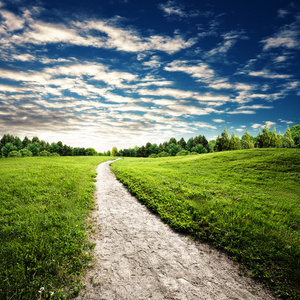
[0, 0, 299, 151]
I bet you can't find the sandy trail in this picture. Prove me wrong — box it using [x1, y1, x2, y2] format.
[76, 160, 274, 300]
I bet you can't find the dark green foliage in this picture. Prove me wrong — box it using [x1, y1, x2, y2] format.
[242, 130, 254, 149]
[167, 143, 182, 156]
[39, 150, 51, 156]
[191, 144, 207, 153]
[27, 142, 42, 156]
[20, 149, 33, 157]
[112, 149, 300, 299]
[283, 126, 295, 148]
[22, 136, 31, 148]
[290, 125, 300, 148]
[1, 142, 17, 157]
[176, 149, 189, 156]
[261, 124, 271, 148]
[229, 132, 238, 150]
[8, 150, 21, 157]
[178, 137, 186, 149]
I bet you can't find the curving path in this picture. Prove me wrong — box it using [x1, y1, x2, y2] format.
[76, 160, 274, 300]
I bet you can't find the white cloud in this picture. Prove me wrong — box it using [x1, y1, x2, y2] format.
[279, 119, 294, 124]
[251, 123, 262, 129]
[227, 110, 256, 115]
[237, 105, 273, 110]
[248, 70, 291, 79]
[0, 9, 25, 31]
[212, 119, 225, 123]
[261, 19, 300, 50]
[159, 1, 187, 18]
[164, 60, 214, 81]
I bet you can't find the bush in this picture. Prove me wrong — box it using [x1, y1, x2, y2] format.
[176, 150, 190, 156]
[149, 154, 158, 158]
[157, 151, 169, 157]
[39, 150, 51, 157]
[189, 152, 199, 155]
[20, 149, 33, 157]
[50, 152, 60, 157]
[8, 150, 21, 158]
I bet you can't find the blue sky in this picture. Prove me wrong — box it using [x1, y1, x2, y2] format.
[0, 0, 299, 151]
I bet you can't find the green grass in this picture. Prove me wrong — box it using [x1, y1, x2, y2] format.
[0, 156, 112, 300]
[111, 149, 300, 299]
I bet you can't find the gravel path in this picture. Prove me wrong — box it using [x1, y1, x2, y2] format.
[76, 160, 274, 300]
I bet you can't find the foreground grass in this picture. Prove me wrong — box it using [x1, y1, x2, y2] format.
[0, 156, 112, 300]
[111, 149, 300, 299]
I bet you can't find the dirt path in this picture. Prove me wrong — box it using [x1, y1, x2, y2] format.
[76, 160, 274, 300]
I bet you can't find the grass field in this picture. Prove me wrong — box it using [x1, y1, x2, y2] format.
[0, 156, 112, 300]
[111, 149, 300, 299]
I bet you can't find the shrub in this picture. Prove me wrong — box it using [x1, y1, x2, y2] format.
[157, 151, 169, 157]
[39, 150, 51, 157]
[189, 152, 199, 155]
[176, 150, 190, 156]
[8, 150, 21, 158]
[20, 149, 33, 157]
[149, 154, 158, 158]
[50, 152, 60, 157]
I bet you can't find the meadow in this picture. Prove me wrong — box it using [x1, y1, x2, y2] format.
[0, 156, 112, 300]
[111, 149, 300, 299]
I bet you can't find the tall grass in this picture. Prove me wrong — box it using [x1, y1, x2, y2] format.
[111, 149, 300, 299]
[0, 156, 112, 300]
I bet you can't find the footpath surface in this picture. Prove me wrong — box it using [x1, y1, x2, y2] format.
[76, 160, 274, 300]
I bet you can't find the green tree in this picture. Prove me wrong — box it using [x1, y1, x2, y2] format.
[1, 143, 17, 157]
[290, 124, 300, 148]
[32, 136, 40, 143]
[27, 142, 42, 156]
[229, 132, 238, 150]
[167, 143, 182, 156]
[208, 140, 216, 152]
[186, 138, 194, 151]
[22, 136, 31, 148]
[49, 142, 61, 154]
[255, 131, 263, 148]
[261, 123, 271, 148]
[214, 135, 221, 152]
[220, 127, 230, 151]
[283, 126, 295, 148]
[0, 134, 15, 149]
[169, 137, 177, 144]
[191, 144, 207, 154]
[178, 137, 186, 149]
[270, 128, 279, 148]
[149, 143, 159, 155]
[242, 130, 254, 149]
[236, 136, 242, 150]
[111, 147, 118, 156]
[14, 137, 23, 150]
[86, 148, 98, 156]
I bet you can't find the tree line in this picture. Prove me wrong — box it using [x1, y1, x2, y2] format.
[1, 124, 299, 158]
[0, 134, 100, 158]
[112, 124, 300, 158]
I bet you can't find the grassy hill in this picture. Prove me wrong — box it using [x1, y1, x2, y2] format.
[0, 156, 112, 299]
[111, 148, 300, 299]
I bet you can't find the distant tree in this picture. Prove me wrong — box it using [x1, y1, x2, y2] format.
[27, 142, 42, 156]
[167, 143, 182, 156]
[186, 138, 194, 151]
[220, 127, 230, 151]
[229, 132, 238, 150]
[40, 140, 48, 151]
[283, 126, 295, 148]
[49, 142, 61, 154]
[57, 141, 64, 155]
[1, 143, 17, 157]
[178, 137, 186, 149]
[290, 124, 300, 148]
[255, 130, 263, 148]
[208, 140, 216, 152]
[241, 130, 254, 149]
[194, 135, 209, 152]
[32, 136, 40, 144]
[191, 144, 207, 154]
[149, 143, 159, 155]
[157, 151, 169, 157]
[13, 137, 23, 150]
[86, 148, 98, 156]
[162, 141, 169, 152]
[261, 123, 271, 148]
[0, 134, 15, 149]
[22, 136, 31, 148]
[270, 128, 279, 148]
[214, 135, 221, 152]
[176, 149, 189, 156]
[169, 137, 177, 145]
[72, 147, 86, 156]
[236, 136, 242, 150]
[111, 147, 118, 156]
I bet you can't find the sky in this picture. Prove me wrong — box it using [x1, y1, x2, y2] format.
[0, 0, 299, 152]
